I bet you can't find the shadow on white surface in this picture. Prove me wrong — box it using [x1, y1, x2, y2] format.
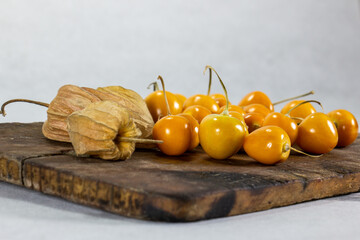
[1, 180, 360, 240]
[0, 181, 145, 222]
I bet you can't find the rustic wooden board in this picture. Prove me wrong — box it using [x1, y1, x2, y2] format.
[0, 123, 73, 185]
[0, 122, 360, 222]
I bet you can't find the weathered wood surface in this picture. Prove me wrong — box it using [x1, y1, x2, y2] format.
[0, 122, 360, 221]
[0, 123, 73, 185]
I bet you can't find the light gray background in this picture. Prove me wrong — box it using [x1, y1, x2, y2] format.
[1, 181, 360, 240]
[1, 0, 360, 239]
[0, 0, 359, 122]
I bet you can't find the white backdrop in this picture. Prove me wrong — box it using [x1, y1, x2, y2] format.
[1, 0, 359, 122]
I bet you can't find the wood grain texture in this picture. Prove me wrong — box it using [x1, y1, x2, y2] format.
[0, 123, 73, 185]
[1, 122, 360, 221]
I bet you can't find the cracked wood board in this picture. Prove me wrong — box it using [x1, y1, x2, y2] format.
[0, 123, 73, 185]
[0, 122, 360, 222]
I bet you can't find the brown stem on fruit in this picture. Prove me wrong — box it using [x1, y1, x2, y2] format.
[118, 137, 163, 144]
[285, 100, 323, 116]
[290, 147, 323, 158]
[204, 65, 229, 115]
[206, 67, 212, 96]
[157, 75, 172, 116]
[147, 82, 159, 91]
[283, 143, 290, 153]
[273, 91, 315, 105]
[290, 117, 304, 122]
[0, 99, 50, 117]
[249, 124, 262, 133]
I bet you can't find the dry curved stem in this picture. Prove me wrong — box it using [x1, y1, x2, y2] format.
[206, 67, 212, 96]
[285, 100, 323, 117]
[147, 82, 159, 91]
[0, 99, 49, 117]
[157, 75, 172, 116]
[290, 117, 304, 122]
[273, 90, 315, 106]
[290, 147, 323, 158]
[204, 65, 229, 115]
[118, 137, 163, 144]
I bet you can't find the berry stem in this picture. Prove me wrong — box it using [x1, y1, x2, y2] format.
[273, 91, 314, 105]
[290, 147, 323, 158]
[118, 137, 163, 144]
[147, 82, 160, 91]
[0, 99, 49, 117]
[285, 100, 323, 117]
[204, 65, 229, 115]
[206, 67, 212, 96]
[290, 117, 304, 122]
[157, 75, 172, 116]
[283, 143, 290, 153]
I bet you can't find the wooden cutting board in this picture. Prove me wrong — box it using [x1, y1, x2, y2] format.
[0, 122, 359, 222]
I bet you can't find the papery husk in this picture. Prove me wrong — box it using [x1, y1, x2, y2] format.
[42, 85, 101, 142]
[67, 101, 141, 160]
[42, 85, 154, 144]
[83, 86, 154, 139]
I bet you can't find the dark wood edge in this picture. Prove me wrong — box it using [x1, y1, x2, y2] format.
[19, 158, 360, 222]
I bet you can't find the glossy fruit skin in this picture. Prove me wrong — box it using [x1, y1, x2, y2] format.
[152, 115, 191, 156]
[178, 113, 200, 150]
[280, 100, 316, 124]
[199, 114, 246, 159]
[183, 94, 219, 113]
[218, 104, 245, 116]
[243, 126, 291, 165]
[243, 103, 271, 117]
[297, 112, 338, 154]
[228, 111, 249, 136]
[210, 93, 228, 108]
[244, 112, 265, 133]
[228, 111, 245, 124]
[263, 112, 298, 145]
[327, 109, 358, 147]
[175, 93, 187, 107]
[145, 91, 183, 122]
[183, 105, 212, 124]
[238, 91, 274, 111]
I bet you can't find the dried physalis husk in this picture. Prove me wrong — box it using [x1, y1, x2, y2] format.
[83, 86, 154, 139]
[1, 84, 154, 146]
[42, 84, 153, 144]
[42, 85, 101, 142]
[67, 101, 141, 160]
